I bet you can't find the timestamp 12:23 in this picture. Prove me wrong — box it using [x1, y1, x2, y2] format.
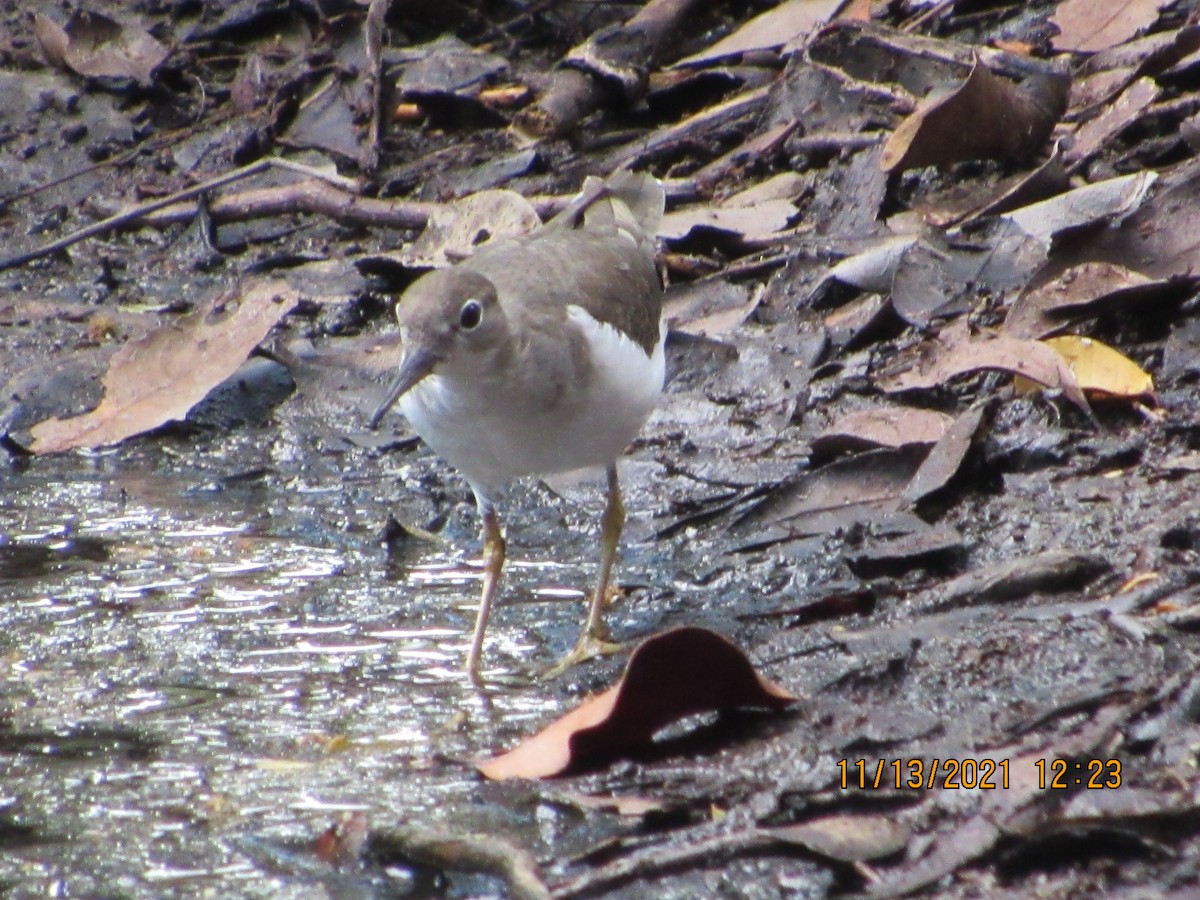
[837, 757, 1123, 790]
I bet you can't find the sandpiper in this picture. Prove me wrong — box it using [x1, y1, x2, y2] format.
[371, 170, 666, 679]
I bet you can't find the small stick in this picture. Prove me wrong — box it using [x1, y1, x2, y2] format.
[0, 157, 360, 272]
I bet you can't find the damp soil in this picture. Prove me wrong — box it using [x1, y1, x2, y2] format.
[5, 0, 1200, 897]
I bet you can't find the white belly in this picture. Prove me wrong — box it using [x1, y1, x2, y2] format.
[400, 308, 665, 498]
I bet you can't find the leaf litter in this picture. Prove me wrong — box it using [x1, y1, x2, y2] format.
[5, 0, 1200, 896]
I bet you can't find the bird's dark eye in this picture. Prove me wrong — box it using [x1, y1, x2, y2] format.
[459, 298, 483, 330]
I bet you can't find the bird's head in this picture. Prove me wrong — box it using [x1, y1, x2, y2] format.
[370, 268, 505, 427]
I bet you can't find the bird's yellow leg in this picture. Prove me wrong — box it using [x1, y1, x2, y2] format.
[545, 465, 625, 677]
[465, 504, 505, 683]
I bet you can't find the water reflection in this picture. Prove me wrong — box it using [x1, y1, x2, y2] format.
[2, 453, 576, 894]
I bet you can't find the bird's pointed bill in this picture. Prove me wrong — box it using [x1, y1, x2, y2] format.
[370, 345, 439, 428]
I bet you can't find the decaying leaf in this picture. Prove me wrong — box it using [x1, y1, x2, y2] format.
[675, 0, 848, 66]
[28, 281, 300, 454]
[1004, 262, 1194, 339]
[1065, 77, 1159, 166]
[1042, 335, 1155, 400]
[660, 200, 797, 243]
[770, 813, 909, 863]
[664, 280, 761, 338]
[383, 190, 541, 269]
[33, 11, 169, 86]
[812, 405, 954, 457]
[730, 445, 930, 545]
[396, 35, 508, 100]
[1045, 158, 1200, 281]
[1051, 0, 1169, 53]
[881, 60, 1068, 172]
[1004, 170, 1157, 244]
[476, 627, 796, 780]
[902, 403, 988, 505]
[283, 75, 363, 161]
[875, 321, 1091, 415]
[889, 241, 970, 327]
[920, 143, 1070, 228]
[825, 235, 920, 293]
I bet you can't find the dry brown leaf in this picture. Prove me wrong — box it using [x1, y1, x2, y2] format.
[660, 200, 797, 243]
[476, 627, 796, 780]
[1004, 261, 1170, 339]
[812, 406, 954, 456]
[397, 190, 541, 268]
[29, 281, 300, 454]
[664, 281, 761, 338]
[771, 813, 910, 863]
[902, 403, 988, 505]
[1051, 0, 1168, 53]
[1042, 335, 1155, 400]
[1003, 170, 1157, 244]
[1065, 77, 1159, 166]
[875, 322, 1091, 415]
[881, 60, 1067, 172]
[33, 11, 168, 86]
[675, 0, 847, 66]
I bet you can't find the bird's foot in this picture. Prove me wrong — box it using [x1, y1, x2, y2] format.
[543, 630, 622, 679]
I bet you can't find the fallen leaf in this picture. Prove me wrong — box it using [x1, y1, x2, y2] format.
[1051, 0, 1168, 53]
[875, 321, 1091, 415]
[477, 627, 796, 780]
[1046, 160, 1200, 279]
[664, 280, 761, 337]
[771, 813, 909, 862]
[1041, 335, 1155, 400]
[902, 403, 988, 505]
[881, 61, 1068, 172]
[1065, 77, 1159, 167]
[935, 549, 1110, 609]
[660, 200, 797, 243]
[1004, 170, 1157, 244]
[888, 242, 971, 326]
[921, 143, 1069, 228]
[33, 11, 169, 86]
[823, 292, 893, 348]
[846, 520, 967, 579]
[825, 235, 921, 293]
[1004, 262, 1194, 339]
[812, 406, 954, 457]
[391, 190, 541, 268]
[29, 281, 300, 454]
[675, 0, 848, 66]
[730, 445, 930, 545]
[397, 35, 507, 99]
[283, 75, 362, 161]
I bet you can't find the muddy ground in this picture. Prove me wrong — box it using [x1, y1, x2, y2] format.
[4, 0, 1200, 897]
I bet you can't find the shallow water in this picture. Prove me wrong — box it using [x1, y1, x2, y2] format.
[1, 435, 664, 896]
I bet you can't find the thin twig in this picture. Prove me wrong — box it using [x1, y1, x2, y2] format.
[0, 158, 360, 272]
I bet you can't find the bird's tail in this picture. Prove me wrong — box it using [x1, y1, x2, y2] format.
[551, 170, 665, 245]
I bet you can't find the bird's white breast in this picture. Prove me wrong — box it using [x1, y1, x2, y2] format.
[399, 307, 664, 498]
